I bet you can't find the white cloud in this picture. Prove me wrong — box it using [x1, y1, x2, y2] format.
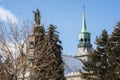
[0, 6, 18, 24]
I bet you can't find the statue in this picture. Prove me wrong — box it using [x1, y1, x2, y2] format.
[33, 9, 40, 25]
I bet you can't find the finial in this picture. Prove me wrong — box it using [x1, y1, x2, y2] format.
[83, 5, 86, 13]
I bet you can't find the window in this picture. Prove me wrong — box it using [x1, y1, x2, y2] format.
[29, 41, 35, 49]
[85, 38, 87, 42]
[81, 38, 83, 42]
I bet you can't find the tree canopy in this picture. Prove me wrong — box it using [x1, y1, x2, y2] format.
[82, 22, 120, 80]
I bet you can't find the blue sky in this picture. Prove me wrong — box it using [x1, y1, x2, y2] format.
[0, 0, 120, 56]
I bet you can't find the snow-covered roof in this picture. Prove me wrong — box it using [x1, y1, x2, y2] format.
[62, 55, 84, 75]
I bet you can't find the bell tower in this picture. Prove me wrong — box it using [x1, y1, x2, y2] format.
[27, 9, 45, 66]
[76, 9, 92, 62]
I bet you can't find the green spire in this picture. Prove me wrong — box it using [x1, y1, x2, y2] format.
[78, 7, 92, 48]
[82, 9, 87, 32]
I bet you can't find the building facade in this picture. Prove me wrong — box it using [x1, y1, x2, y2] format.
[76, 10, 92, 62]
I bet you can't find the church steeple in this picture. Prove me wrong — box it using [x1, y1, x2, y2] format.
[78, 9, 92, 48]
[76, 8, 92, 62]
[82, 9, 87, 32]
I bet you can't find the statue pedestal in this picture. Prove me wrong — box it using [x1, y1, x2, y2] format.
[34, 24, 44, 27]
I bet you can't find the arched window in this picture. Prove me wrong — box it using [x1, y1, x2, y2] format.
[85, 38, 87, 42]
[88, 38, 90, 41]
[81, 38, 83, 42]
[29, 41, 35, 49]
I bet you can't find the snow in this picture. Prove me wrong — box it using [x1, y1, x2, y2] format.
[62, 55, 84, 75]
